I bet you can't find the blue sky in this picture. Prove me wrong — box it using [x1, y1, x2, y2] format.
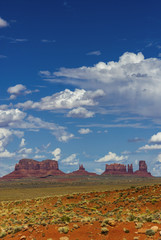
[1, 0, 161, 176]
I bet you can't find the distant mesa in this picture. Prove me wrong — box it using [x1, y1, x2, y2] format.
[102, 160, 152, 177]
[68, 164, 97, 176]
[1, 159, 152, 179]
[1, 159, 65, 179]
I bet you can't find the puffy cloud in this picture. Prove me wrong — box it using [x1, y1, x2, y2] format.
[16, 88, 104, 110]
[7, 84, 38, 99]
[0, 109, 26, 127]
[0, 128, 13, 151]
[78, 128, 92, 134]
[150, 132, 161, 143]
[0, 17, 9, 28]
[52, 148, 61, 161]
[0, 149, 15, 158]
[8, 84, 26, 95]
[61, 154, 79, 165]
[67, 107, 94, 118]
[95, 152, 128, 162]
[50, 52, 161, 117]
[139, 144, 161, 150]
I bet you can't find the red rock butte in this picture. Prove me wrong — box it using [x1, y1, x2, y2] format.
[68, 164, 97, 176]
[102, 160, 152, 177]
[1, 159, 152, 179]
[2, 159, 65, 179]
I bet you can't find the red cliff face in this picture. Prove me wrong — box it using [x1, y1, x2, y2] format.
[134, 160, 152, 177]
[2, 159, 65, 179]
[69, 164, 97, 176]
[102, 163, 127, 175]
[102, 161, 152, 177]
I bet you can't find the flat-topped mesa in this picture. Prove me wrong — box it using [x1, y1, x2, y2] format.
[102, 160, 152, 177]
[69, 164, 97, 176]
[102, 163, 127, 175]
[2, 159, 65, 179]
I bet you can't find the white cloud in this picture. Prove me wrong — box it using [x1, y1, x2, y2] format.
[39, 70, 51, 76]
[0, 128, 13, 151]
[7, 84, 38, 99]
[0, 109, 26, 127]
[67, 107, 94, 118]
[157, 153, 161, 163]
[87, 50, 101, 56]
[95, 168, 103, 174]
[51, 52, 161, 117]
[78, 128, 92, 134]
[8, 84, 26, 95]
[0, 149, 15, 158]
[19, 138, 26, 147]
[139, 144, 161, 150]
[52, 148, 61, 161]
[95, 151, 128, 162]
[26, 115, 74, 142]
[41, 39, 56, 43]
[18, 147, 32, 154]
[150, 132, 161, 143]
[0, 17, 9, 28]
[34, 155, 46, 159]
[16, 88, 104, 110]
[61, 153, 79, 165]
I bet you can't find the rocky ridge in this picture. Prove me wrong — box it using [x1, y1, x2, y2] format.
[1, 159, 152, 179]
[68, 164, 97, 176]
[102, 160, 152, 177]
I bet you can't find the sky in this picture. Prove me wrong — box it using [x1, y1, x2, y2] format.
[1, 0, 161, 176]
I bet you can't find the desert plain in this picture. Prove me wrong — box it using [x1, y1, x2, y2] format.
[1, 176, 161, 239]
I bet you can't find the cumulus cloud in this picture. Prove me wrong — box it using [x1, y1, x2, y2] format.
[7, 84, 38, 99]
[52, 148, 61, 161]
[16, 88, 104, 110]
[78, 128, 92, 134]
[0, 128, 23, 151]
[0, 109, 26, 127]
[139, 144, 161, 150]
[61, 153, 79, 165]
[48, 52, 161, 118]
[150, 132, 161, 143]
[0, 149, 15, 158]
[95, 152, 128, 162]
[0, 17, 9, 28]
[67, 107, 94, 118]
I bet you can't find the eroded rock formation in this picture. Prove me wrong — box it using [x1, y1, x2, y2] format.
[69, 164, 97, 176]
[2, 159, 65, 179]
[134, 160, 152, 177]
[102, 160, 152, 177]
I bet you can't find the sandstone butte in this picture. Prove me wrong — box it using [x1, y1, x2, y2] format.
[102, 160, 152, 177]
[1, 159, 152, 179]
[68, 164, 97, 176]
